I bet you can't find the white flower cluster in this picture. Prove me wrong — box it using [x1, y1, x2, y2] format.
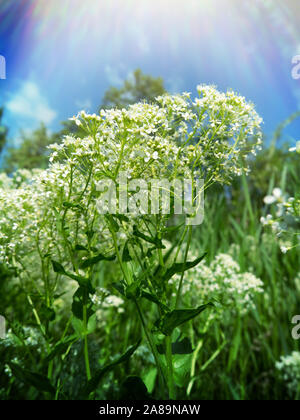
[1, 326, 46, 355]
[53, 85, 262, 185]
[90, 287, 125, 326]
[174, 252, 263, 312]
[0, 165, 113, 289]
[0, 170, 50, 270]
[263, 188, 285, 206]
[260, 185, 299, 253]
[276, 351, 300, 397]
[0, 86, 262, 311]
[90, 287, 124, 313]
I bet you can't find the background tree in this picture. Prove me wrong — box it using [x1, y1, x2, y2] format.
[3, 123, 59, 173]
[1, 69, 167, 172]
[0, 69, 166, 173]
[100, 68, 166, 109]
[0, 107, 8, 155]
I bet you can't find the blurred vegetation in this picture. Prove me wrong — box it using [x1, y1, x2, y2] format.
[3, 124, 58, 173]
[0, 107, 8, 156]
[100, 68, 166, 109]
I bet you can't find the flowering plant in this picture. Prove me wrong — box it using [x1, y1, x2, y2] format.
[0, 85, 262, 399]
[260, 144, 300, 253]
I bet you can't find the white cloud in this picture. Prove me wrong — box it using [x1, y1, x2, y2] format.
[75, 98, 92, 110]
[136, 28, 150, 55]
[104, 65, 124, 86]
[6, 81, 57, 125]
[166, 76, 184, 94]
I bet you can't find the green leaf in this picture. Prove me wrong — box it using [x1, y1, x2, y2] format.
[83, 339, 141, 396]
[51, 260, 66, 275]
[8, 362, 55, 394]
[113, 214, 130, 223]
[141, 290, 169, 312]
[53, 292, 66, 299]
[172, 337, 194, 354]
[85, 229, 95, 240]
[66, 272, 91, 287]
[155, 303, 213, 336]
[157, 337, 194, 354]
[112, 282, 126, 296]
[119, 376, 149, 400]
[162, 222, 184, 233]
[87, 313, 97, 334]
[133, 225, 165, 249]
[71, 317, 85, 337]
[105, 214, 119, 232]
[228, 320, 242, 370]
[161, 253, 207, 282]
[45, 335, 77, 363]
[72, 286, 95, 321]
[51, 260, 91, 287]
[125, 282, 141, 299]
[122, 241, 132, 262]
[74, 244, 88, 251]
[142, 367, 157, 394]
[40, 304, 56, 322]
[173, 353, 192, 387]
[63, 201, 83, 210]
[80, 253, 116, 269]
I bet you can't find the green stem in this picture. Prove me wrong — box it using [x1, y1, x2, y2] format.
[47, 360, 53, 381]
[173, 226, 188, 264]
[175, 225, 192, 309]
[110, 221, 168, 397]
[83, 302, 91, 381]
[165, 335, 176, 399]
[158, 247, 164, 267]
[134, 299, 167, 394]
[157, 226, 175, 399]
[110, 225, 129, 283]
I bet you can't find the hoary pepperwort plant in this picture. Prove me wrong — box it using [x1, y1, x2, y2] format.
[0, 85, 262, 399]
[261, 142, 300, 254]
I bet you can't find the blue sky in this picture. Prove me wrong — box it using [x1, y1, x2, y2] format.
[1, 0, 300, 147]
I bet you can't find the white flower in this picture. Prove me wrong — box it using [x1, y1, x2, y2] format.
[272, 188, 282, 199]
[289, 141, 300, 153]
[276, 352, 300, 397]
[260, 214, 273, 225]
[263, 195, 277, 205]
[172, 252, 263, 313]
[280, 246, 289, 254]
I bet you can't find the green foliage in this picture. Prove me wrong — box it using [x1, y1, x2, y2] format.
[3, 123, 58, 173]
[160, 254, 207, 283]
[155, 304, 213, 336]
[0, 107, 8, 155]
[119, 376, 149, 400]
[8, 362, 56, 394]
[83, 340, 141, 397]
[100, 68, 166, 109]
